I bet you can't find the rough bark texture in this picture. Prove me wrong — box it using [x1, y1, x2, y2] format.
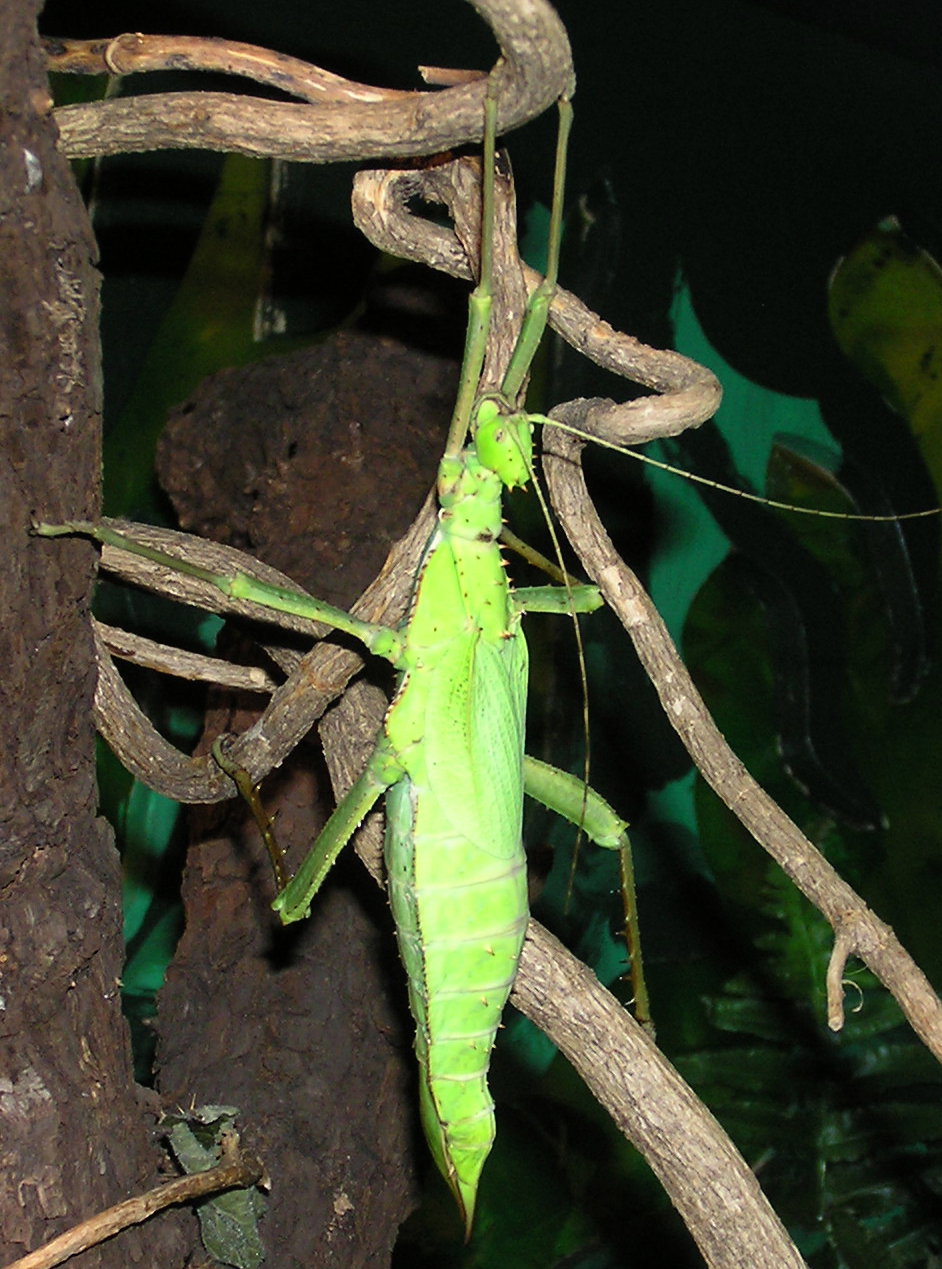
[154, 313, 459, 1265]
[0, 5, 187, 1266]
[50, 0, 573, 164]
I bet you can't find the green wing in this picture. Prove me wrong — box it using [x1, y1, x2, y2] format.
[423, 628, 528, 860]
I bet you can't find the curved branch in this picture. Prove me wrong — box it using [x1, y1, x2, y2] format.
[95, 620, 279, 691]
[43, 33, 413, 105]
[51, 0, 573, 161]
[352, 157, 722, 440]
[541, 424, 942, 1066]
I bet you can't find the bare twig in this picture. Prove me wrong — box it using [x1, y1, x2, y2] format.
[49, 0, 573, 162]
[96, 620, 278, 690]
[514, 923, 808, 1269]
[826, 927, 857, 1031]
[43, 33, 413, 105]
[3, 1135, 264, 1269]
[541, 423, 942, 1065]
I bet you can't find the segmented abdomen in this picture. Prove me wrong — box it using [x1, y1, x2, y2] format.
[384, 775, 528, 1233]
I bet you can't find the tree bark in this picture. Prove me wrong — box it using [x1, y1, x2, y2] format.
[0, 5, 187, 1265]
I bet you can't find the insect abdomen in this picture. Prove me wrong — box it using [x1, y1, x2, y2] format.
[385, 776, 528, 1233]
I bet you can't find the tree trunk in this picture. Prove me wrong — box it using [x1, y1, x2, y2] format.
[0, 6, 188, 1265]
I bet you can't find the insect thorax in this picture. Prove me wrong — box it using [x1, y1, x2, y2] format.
[437, 450, 504, 543]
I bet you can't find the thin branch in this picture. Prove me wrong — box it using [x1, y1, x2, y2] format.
[541, 423, 942, 1066]
[96, 620, 278, 690]
[43, 33, 413, 105]
[3, 1136, 264, 1269]
[513, 923, 808, 1269]
[49, 0, 573, 162]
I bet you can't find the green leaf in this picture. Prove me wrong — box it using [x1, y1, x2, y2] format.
[829, 217, 942, 442]
[165, 1107, 266, 1269]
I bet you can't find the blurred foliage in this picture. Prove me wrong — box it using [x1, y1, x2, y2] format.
[830, 217, 942, 475]
[677, 873, 942, 1268]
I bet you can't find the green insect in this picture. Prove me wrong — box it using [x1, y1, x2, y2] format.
[246, 86, 643, 1234]
[37, 83, 643, 1233]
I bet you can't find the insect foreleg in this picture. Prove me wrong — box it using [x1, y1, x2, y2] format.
[33, 519, 403, 663]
